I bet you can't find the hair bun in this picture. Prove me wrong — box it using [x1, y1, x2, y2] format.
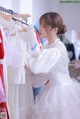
[59, 25, 67, 34]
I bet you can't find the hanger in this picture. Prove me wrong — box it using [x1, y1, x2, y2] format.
[12, 13, 31, 26]
[10, 13, 31, 19]
[0, 12, 12, 20]
[0, 6, 31, 23]
[0, 8, 31, 33]
[14, 18, 28, 32]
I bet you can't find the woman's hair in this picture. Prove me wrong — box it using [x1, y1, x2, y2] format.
[39, 12, 67, 35]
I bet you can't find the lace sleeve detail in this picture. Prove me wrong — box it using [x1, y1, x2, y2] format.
[29, 48, 61, 74]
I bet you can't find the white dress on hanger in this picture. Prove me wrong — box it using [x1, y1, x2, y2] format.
[6, 24, 40, 119]
[5, 33, 27, 119]
[26, 38, 80, 119]
[0, 17, 36, 119]
[15, 27, 40, 119]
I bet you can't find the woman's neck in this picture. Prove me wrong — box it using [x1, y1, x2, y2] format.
[48, 36, 57, 45]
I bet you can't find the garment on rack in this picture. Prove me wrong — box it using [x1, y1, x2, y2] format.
[5, 35, 26, 84]
[0, 6, 29, 26]
[0, 27, 10, 119]
[0, 29, 4, 59]
[0, 29, 5, 102]
[0, 14, 42, 119]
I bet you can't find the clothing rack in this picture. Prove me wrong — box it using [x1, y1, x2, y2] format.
[0, 6, 17, 14]
[0, 6, 29, 26]
[12, 17, 29, 26]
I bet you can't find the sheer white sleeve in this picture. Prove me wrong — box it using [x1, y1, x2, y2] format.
[28, 48, 61, 74]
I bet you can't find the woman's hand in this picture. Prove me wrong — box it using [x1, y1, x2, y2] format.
[24, 64, 32, 73]
[69, 60, 80, 69]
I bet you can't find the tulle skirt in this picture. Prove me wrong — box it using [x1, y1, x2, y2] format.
[31, 80, 80, 119]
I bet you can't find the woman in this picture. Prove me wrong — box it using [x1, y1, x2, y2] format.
[25, 12, 80, 119]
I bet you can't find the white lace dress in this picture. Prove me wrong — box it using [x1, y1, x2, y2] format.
[26, 38, 80, 119]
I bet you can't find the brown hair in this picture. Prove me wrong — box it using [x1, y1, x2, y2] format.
[39, 12, 67, 35]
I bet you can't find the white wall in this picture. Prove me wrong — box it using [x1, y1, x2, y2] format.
[59, 3, 80, 30]
[20, 0, 32, 23]
[50, 0, 59, 12]
[32, 0, 52, 25]
[0, 0, 12, 9]
[12, 0, 20, 13]
[32, 0, 60, 25]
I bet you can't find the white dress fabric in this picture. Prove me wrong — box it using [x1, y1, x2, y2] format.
[5, 26, 40, 119]
[0, 18, 38, 119]
[13, 28, 40, 119]
[4, 33, 27, 119]
[27, 38, 80, 119]
[5, 35, 26, 84]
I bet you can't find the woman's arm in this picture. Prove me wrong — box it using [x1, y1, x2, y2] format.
[25, 48, 61, 74]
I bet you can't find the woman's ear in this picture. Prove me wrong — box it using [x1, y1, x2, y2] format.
[53, 27, 58, 34]
[54, 27, 58, 32]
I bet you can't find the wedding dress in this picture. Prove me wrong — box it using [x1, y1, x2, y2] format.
[26, 38, 80, 119]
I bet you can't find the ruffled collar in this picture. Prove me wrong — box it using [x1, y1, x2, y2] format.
[46, 38, 60, 48]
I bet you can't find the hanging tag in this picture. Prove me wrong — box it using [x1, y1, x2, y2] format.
[0, 107, 7, 119]
[0, 111, 7, 119]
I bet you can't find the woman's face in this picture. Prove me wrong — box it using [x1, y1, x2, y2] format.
[39, 19, 58, 43]
[39, 23, 48, 38]
[39, 23, 57, 39]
